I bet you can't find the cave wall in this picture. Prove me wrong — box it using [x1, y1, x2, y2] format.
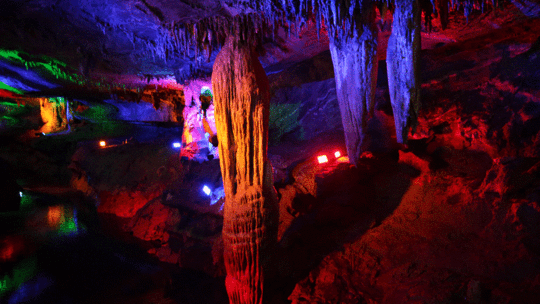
[104, 99, 173, 122]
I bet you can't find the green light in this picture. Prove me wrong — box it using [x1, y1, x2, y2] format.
[0, 115, 18, 127]
[0, 81, 24, 95]
[0, 49, 85, 85]
[20, 193, 33, 208]
[0, 49, 23, 62]
[0, 275, 10, 297]
[0, 257, 38, 297]
[59, 218, 78, 235]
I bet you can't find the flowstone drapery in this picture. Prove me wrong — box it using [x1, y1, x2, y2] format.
[212, 34, 278, 304]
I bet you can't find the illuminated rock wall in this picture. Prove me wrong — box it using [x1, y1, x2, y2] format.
[39, 97, 68, 134]
[387, 0, 421, 144]
[212, 35, 278, 304]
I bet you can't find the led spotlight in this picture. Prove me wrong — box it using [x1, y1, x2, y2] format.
[334, 151, 341, 158]
[172, 142, 182, 149]
[202, 185, 212, 196]
[317, 155, 329, 164]
[19, 191, 23, 198]
[99, 141, 106, 147]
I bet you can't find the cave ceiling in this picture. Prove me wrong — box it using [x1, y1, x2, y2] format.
[0, 0, 538, 96]
[0, 0, 225, 82]
[0, 0, 330, 93]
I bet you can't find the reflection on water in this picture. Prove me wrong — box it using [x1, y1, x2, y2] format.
[1, 199, 83, 301]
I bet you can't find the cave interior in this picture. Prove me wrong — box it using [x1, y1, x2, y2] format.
[1, 0, 540, 303]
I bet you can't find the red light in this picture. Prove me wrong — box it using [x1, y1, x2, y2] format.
[334, 151, 341, 158]
[99, 141, 106, 147]
[317, 155, 328, 164]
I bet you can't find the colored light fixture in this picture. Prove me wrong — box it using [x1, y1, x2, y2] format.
[172, 142, 182, 148]
[99, 141, 106, 147]
[317, 155, 328, 164]
[203, 185, 212, 196]
[334, 151, 341, 158]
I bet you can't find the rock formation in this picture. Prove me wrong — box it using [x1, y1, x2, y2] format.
[212, 33, 278, 304]
[387, 0, 421, 144]
[328, 2, 379, 165]
[40, 97, 68, 134]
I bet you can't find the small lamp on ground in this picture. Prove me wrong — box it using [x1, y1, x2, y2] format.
[317, 155, 329, 164]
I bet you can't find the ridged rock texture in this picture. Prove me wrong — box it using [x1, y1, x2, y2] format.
[39, 97, 68, 134]
[386, 0, 421, 144]
[212, 34, 278, 304]
[328, 2, 379, 165]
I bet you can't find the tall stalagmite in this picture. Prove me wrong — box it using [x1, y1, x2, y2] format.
[386, 0, 421, 144]
[212, 34, 277, 304]
[328, 3, 379, 165]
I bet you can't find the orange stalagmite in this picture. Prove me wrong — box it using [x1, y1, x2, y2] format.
[212, 33, 278, 304]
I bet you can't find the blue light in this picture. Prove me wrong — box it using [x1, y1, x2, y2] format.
[202, 185, 211, 196]
[19, 191, 22, 198]
[172, 142, 182, 149]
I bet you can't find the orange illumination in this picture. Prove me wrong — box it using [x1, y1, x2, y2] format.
[334, 151, 341, 158]
[317, 155, 329, 164]
[47, 206, 64, 228]
[99, 141, 106, 147]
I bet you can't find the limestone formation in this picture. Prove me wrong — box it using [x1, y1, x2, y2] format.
[387, 0, 421, 144]
[40, 97, 69, 134]
[212, 34, 278, 304]
[328, 3, 378, 165]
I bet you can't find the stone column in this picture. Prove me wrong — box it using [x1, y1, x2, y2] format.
[212, 34, 277, 304]
[328, 4, 378, 165]
[386, 0, 421, 144]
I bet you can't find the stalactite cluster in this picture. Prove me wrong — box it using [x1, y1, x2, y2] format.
[212, 35, 277, 304]
[161, 0, 508, 83]
[166, 13, 275, 64]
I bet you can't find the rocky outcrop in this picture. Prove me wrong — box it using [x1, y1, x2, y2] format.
[108, 85, 185, 123]
[70, 143, 178, 218]
[212, 34, 278, 304]
[288, 151, 540, 303]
